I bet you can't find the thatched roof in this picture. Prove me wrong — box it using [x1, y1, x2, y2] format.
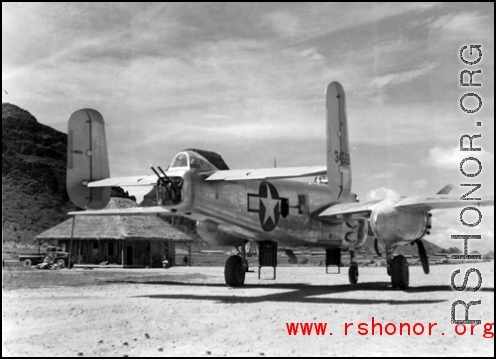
[35, 198, 193, 242]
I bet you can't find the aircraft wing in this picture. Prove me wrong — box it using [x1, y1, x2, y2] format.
[86, 169, 189, 187]
[205, 166, 326, 181]
[393, 195, 494, 211]
[319, 195, 494, 218]
[318, 201, 379, 219]
[87, 175, 157, 187]
[68, 206, 172, 216]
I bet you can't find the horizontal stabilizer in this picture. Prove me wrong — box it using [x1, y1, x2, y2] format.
[68, 206, 172, 216]
[205, 166, 326, 181]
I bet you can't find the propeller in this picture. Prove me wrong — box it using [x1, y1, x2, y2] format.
[374, 237, 385, 257]
[416, 239, 429, 274]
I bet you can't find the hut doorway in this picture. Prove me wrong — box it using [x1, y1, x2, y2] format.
[126, 245, 133, 265]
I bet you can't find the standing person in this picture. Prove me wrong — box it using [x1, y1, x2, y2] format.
[183, 255, 188, 266]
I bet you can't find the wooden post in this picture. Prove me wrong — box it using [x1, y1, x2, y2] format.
[68, 216, 75, 269]
[122, 240, 125, 268]
[188, 243, 192, 267]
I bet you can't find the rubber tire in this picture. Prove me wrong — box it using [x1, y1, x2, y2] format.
[224, 255, 245, 287]
[348, 263, 359, 285]
[56, 259, 66, 269]
[391, 255, 409, 290]
[23, 259, 32, 267]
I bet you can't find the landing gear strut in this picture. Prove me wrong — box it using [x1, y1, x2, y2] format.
[348, 250, 359, 285]
[224, 241, 249, 287]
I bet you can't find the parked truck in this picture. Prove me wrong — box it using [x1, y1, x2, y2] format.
[19, 246, 76, 268]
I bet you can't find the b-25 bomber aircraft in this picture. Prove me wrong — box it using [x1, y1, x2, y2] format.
[66, 82, 493, 289]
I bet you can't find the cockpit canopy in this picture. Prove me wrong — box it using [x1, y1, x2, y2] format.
[169, 150, 218, 172]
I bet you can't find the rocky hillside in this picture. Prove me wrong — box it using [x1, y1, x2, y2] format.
[360, 235, 445, 257]
[2, 103, 133, 246]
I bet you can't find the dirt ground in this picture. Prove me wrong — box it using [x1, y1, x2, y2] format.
[2, 262, 494, 357]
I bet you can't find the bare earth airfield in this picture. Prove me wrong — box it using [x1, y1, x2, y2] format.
[3, 262, 494, 357]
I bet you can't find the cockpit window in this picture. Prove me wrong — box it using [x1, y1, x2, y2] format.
[170, 152, 189, 168]
[169, 151, 218, 172]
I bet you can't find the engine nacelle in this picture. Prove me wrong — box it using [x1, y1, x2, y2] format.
[196, 221, 244, 246]
[369, 198, 430, 245]
[324, 219, 368, 249]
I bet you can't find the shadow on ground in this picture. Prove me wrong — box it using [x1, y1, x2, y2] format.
[106, 280, 494, 305]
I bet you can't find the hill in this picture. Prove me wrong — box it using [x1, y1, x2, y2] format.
[359, 234, 447, 258]
[2, 103, 133, 247]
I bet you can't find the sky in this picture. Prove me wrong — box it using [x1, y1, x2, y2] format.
[2, 3, 494, 252]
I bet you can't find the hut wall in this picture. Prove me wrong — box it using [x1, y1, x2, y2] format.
[58, 239, 124, 265]
[58, 239, 181, 267]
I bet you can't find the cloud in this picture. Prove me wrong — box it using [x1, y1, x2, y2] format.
[428, 146, 493, 170]
[265, 11, 301, 38]
[428, 11, 490, 37]
[413, 179, 428, 189]
[371, 63, 437, 89]
[429, 206, 494, 253]
[364, 187, 400, 201]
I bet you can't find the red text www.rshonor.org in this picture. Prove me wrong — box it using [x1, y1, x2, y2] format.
[286, 317, 495, 338]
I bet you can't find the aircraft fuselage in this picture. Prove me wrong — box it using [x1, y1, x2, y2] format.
[176, 171, 368, 250]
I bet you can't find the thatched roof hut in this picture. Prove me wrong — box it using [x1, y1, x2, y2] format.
[35, 198, 194, 267]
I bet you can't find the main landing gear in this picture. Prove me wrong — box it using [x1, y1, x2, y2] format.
[385, 238, 429, 290]
[348, 250, 359, 285]
[386, 245, 409, 290]
[224, 255, 247, 287]
[325, 248, 359, 285]
[224, 241, 249, 287]
[224, 240, 278, 286]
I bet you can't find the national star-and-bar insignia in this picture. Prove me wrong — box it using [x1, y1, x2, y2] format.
[247, 181, 288, 232]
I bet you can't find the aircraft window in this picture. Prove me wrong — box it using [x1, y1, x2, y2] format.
[171, 153, 189, 168]
[190, 156, 214, 171]
[187, 152, 218, 172]
[189, 157, 201, 169]
[298, 194, 307, 214]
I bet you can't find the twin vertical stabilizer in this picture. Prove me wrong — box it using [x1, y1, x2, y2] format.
[326, 82, 352, 201]
[67, 109, 110, 209]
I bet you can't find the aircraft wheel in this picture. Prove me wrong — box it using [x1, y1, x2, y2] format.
[348, 263, 359, 284]
[391, 255, 409, 290]
[224, 255, 245, 287]
[23, 259, 32, 267]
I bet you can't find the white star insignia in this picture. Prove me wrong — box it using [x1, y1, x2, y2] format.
[261, 190, 279, 225]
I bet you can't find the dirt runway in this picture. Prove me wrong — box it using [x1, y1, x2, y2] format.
[2, 262, 494, 356]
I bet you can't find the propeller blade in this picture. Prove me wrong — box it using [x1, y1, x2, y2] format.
[416, 239, 430, 274]
[374, 237, 384, 257]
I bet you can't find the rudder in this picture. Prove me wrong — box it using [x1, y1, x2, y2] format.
[326, 82, 352, 200]
[67, 109, 110, 209]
